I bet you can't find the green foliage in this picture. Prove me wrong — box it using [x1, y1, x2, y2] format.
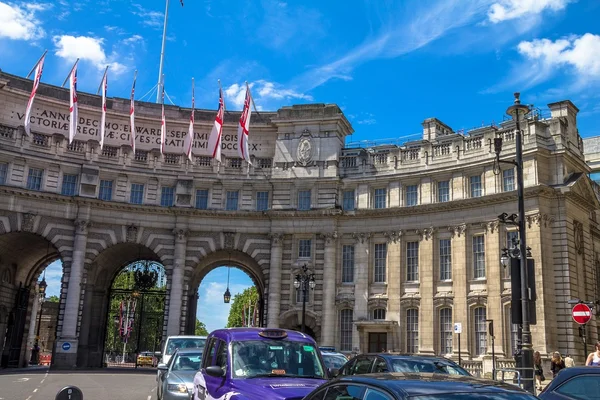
[46, 295, 59, 303]
[226, 286, 259, 328]
[195, 319, 209, 336]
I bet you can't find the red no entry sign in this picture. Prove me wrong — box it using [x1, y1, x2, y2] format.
[572, 303, 592, 325]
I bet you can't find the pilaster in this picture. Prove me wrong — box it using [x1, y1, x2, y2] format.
[267, 233, 283, 327]
[319, 232, 338, 347]
[167, 228, 188, 336]
[352, 232, 371, 352]
[417, 227, 435, 355]
[484, 220, 504, 357]
[384, 230, 402, 326]
[450, 223, 470, 359]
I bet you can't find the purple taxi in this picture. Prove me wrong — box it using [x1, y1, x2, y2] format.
[192, 328, 328, 400]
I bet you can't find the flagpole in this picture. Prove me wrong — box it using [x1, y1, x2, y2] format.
[218, 79, 224, 110]
[97, 66, 109, 95]
[246, 82, 260, 114]
[61, 58, 80, 87]
[156, 0, 170, 103]
[26, 50, 48, 79]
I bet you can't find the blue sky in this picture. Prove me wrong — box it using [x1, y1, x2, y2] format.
[0, 0, 599, 143]
[42, 260, 253, 333]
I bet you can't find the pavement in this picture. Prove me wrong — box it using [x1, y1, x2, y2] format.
[0, 367, 158, 400]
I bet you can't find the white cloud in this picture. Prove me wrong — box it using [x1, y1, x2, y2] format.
[0, 1, 48, 40]
[123, 34, 144, 46]
[131, 3, 164, 29]
[488, 0, 573, 23]
[224, 80, 313, 110]
[53, 35, 127, 75]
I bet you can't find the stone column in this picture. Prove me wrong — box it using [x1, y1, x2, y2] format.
[267, 233, 283, 328]
[319, 232, 338, 347]
[418, 227, 435, 355]
[451, 224, 470, 359]
[384, 231, 402, 350]
[352, 232, 371, 353]
[25, 284, 40, 364]
[55, 220, 89, 368]
[167, 229, 188, 336]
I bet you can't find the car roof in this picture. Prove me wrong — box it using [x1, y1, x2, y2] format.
[166, 335, 207, 340]
[334, 373, 529, 396]
[208, 327, 316, 343]
[174, 348, 204, 355]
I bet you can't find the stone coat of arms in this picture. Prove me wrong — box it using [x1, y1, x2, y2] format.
[297, 138, 312, 165]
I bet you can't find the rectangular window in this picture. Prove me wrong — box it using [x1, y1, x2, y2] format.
[374, 243, 387, 283]
[27, 168, 44, 191]
[0, 163, 7, 185]
[406, 309, 419, 354]
[298, 190, 311, 210]
[343, 190, 355, 211]
[439, 239, 452, 281]
[406, 185, 418, 206]
[99, 180, 113, 201]
[256, 191, 269, 211]
[226, 191, 239, 211]
[340, 309, 353, 352]
[440, 308, 453, 354]
[298, 239, 311, 258]
[373, 309, 386, 320]
[342, 245, 355, 283]
[503, 169, 515, 192]
[195, 189, 208, 209]
[61, 174, 78, 196]
[438, 181, 450, 202]
[470, 175, 482, 198]
[374, 188, 386, 209]
[407, 241, 419, 282]
[160, 186, 175, 207]
[504, 231, 519, 279]
[130, 183, 144, 204]
[474, 307, 487, 356]
[473, 235, 486, 279]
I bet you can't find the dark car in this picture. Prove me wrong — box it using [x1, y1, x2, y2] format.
[157, 348, 203, 400]
[337, 353, 470, 377]
[302, 373, 539, 400]
[192, 328, 329, 400]
[538, 366, 600, 399]
[320, 350, 348, 371]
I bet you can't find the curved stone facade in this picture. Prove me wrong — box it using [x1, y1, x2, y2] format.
[0, 71, 598, 371]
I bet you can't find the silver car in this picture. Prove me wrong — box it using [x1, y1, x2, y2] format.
[157, 348, 203, 400]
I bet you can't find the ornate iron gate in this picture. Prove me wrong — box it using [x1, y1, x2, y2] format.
[103, 260, 166, 368]
[1, 285, 30, 368]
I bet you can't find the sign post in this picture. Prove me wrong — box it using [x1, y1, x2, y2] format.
[454, 323, 462, 367]
[573, 303, 592, 356]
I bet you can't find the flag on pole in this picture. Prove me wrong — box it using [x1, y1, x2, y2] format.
[68, 60, 79, 144]
[129, 71, 137, 153]
[99, 68, 108, 150]
[183, 78, 195, 162]
[237, 83, 252, 163]
[160, 85, 166, 155]
[24, 52, 46, 136]
[208, 82, 225, 162]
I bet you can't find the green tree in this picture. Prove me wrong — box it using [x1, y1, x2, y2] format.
[195, 319, 209, 336]
[46, 295, 59, 303]
[226, 287, 259, 328]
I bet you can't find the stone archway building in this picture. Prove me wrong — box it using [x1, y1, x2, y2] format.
[0, 71, 599, 372]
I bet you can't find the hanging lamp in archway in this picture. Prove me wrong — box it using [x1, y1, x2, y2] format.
[223, 253, 231, 304]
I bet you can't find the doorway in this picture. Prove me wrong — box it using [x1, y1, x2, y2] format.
[368, 332, 387, 353]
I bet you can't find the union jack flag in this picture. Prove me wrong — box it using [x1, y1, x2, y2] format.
[24, 54, 45, 136]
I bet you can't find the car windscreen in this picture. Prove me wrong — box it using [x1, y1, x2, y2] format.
[408, 393, 537, 400]
[166, 339, 206, 355]
[232, 340, 326, 379]
[171, 352, 202, 371]
[389, 358, 470, 375]
[322, 354, 348, 369]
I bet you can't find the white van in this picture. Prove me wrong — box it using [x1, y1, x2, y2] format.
[160, 335, 207, 366]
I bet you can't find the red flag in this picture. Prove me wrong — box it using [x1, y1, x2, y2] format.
[237, 83, 252, 163]
[207, 84, 225, 162]
[183, 78, 195, 162]
[129, 71, 137, 153]
[24, 53, 46, 136]
[68, 60, 79, 144]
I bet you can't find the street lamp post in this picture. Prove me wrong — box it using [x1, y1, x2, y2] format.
[494, 93, 534, 393]
[294, 264, 315, 334]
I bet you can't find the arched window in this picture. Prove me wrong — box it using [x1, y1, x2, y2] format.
[439, 308, 452, 354]
[406, 308, 419, 354]
[372, 308, 386, 320]
[339, 309, 353, 352]
[474, 307, 487, 356]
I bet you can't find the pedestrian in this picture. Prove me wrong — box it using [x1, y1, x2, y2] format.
[564, 354, 574, 368]
[550, 351, 565, 377]
[534, 351, 545, 391]
[585, 341, 600, 366]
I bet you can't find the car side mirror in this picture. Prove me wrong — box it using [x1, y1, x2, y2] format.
[205, 366, 225, 377]
[157, 363, 168, 371]
[328, 368, 339, 378]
